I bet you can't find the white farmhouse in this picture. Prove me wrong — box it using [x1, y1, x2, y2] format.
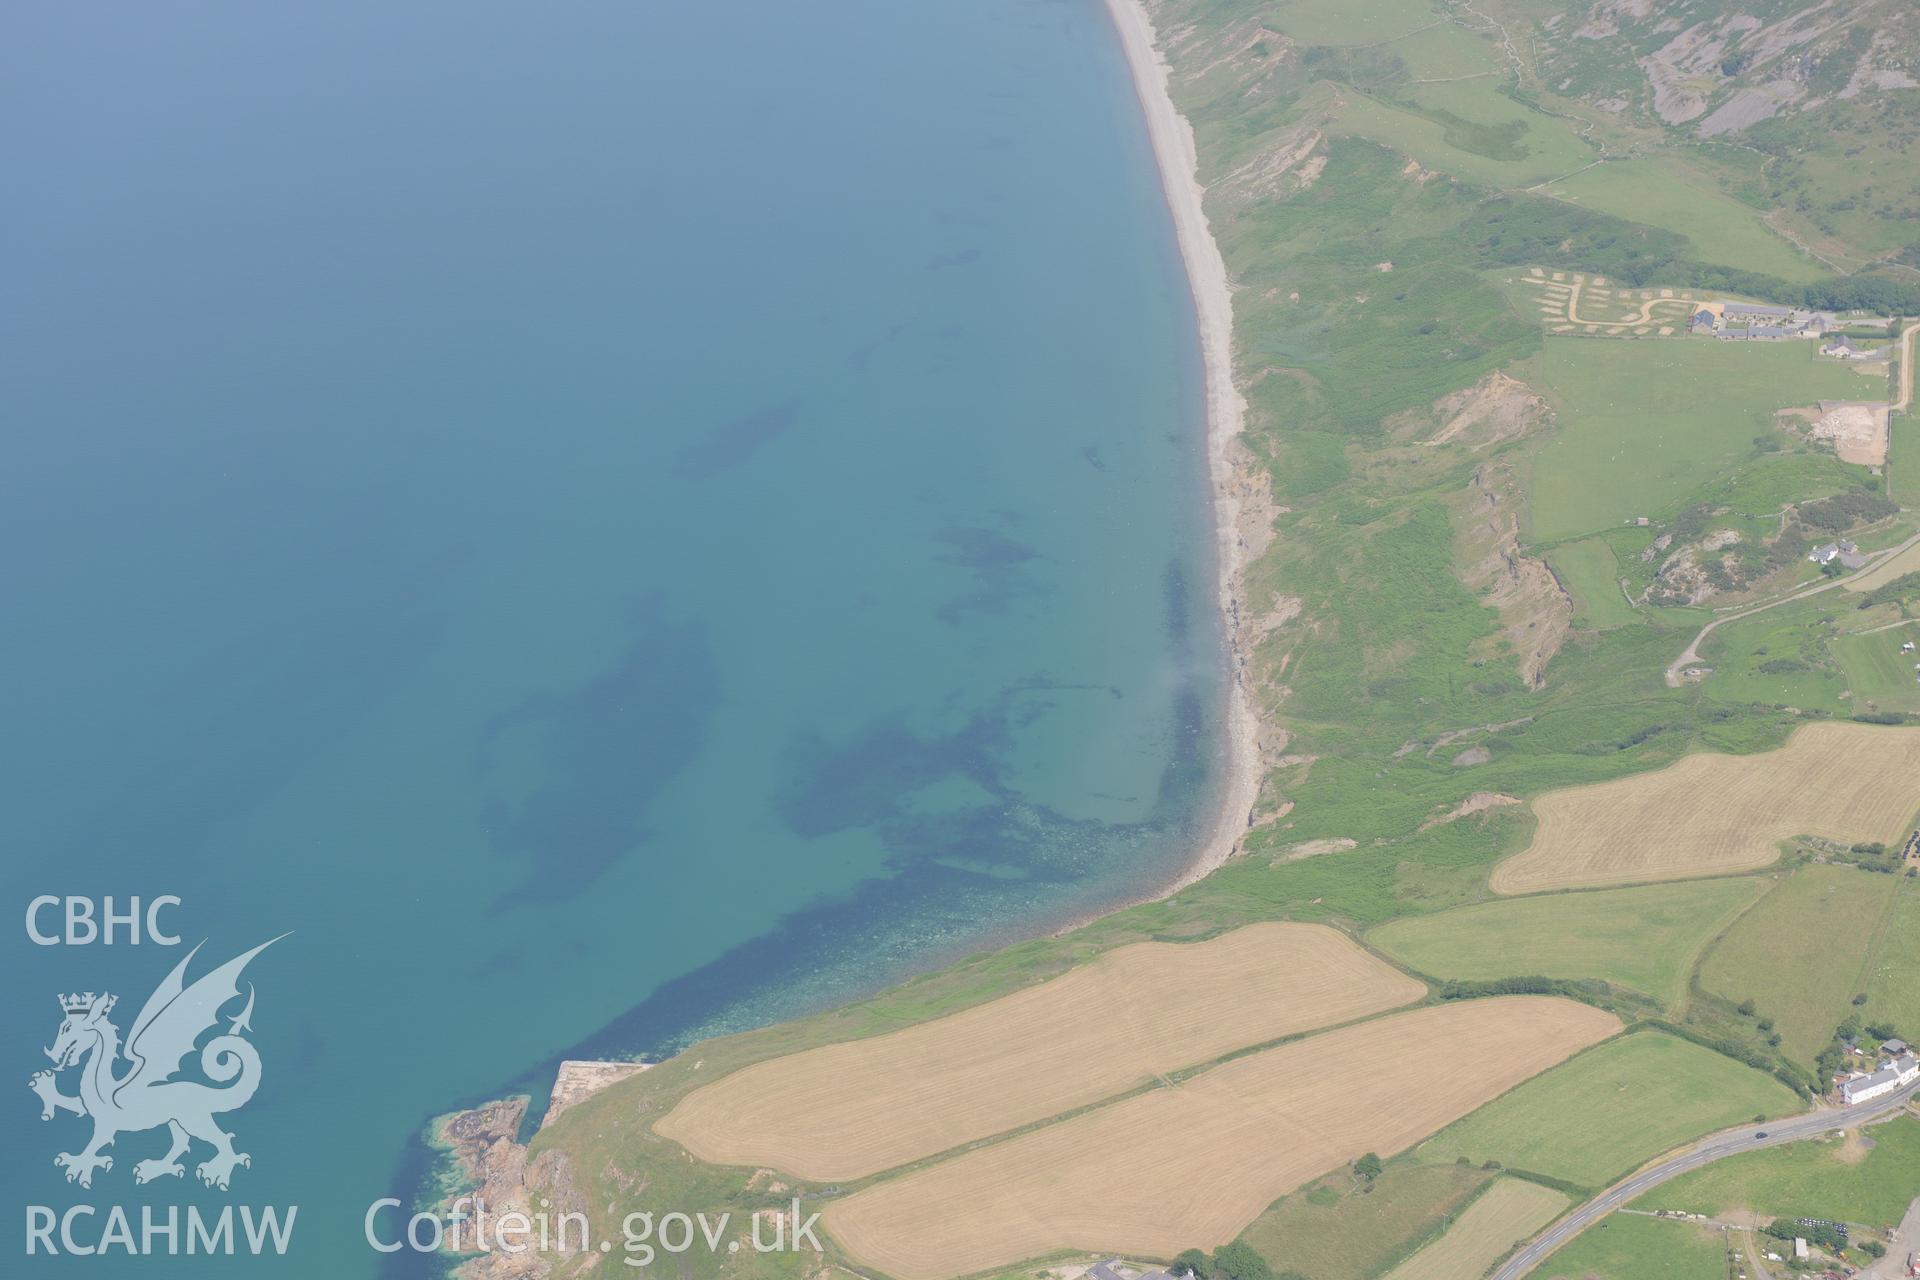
[1840, 1053, 1919, 1105]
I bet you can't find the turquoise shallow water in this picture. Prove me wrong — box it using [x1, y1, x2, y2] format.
[0, 1, 1223, 1274]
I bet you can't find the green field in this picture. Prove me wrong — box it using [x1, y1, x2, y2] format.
[1330, 91, 1592, 191]
[1417, 1031, 1800, 1186]
[1890, 415, 1920, 506]
[1370, 879, 1769, 1009]
[1237, 1162, 1491, 1280]
[1544, 536, 1641, 629]
[1383, 1178, 1569, 1280]
[1698, 865, 1901, 1068]
[1525, 341, 1876, 543]
[1833, 628, 1920, 714]
[1864, 880, 1920, 1042]
[1550, 159, 1825, 283]
[1535, 1212, 1726, 1280]
[1701, 603, 1851, 713]
[1639, 1114, 1920, 1227]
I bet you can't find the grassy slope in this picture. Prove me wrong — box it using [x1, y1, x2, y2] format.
[1269, 0, 1819, 275]
[1535, 1212, 1726, 1280]
[1697, 865, 1900, 1068]
[1369, 878, 1769, 1009]
[1235, 1163, 1491, 1280]
[1550, 158, 1826, 283]
[1416, 1031, 1801, 1186]
[1833, 629, 1920, 714]
[1638, 1113, 1920, 1226]
[1544, 536, 1639, 629]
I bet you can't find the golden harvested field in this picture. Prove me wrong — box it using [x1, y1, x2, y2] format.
[1381, 1178, 1569, 1280]
[821, 998, 1620, 1280]
[1490, 722, 1920, 895]
[655, 923, 1423, 1180]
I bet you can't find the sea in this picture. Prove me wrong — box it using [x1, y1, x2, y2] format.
[0, 1, 1225, 1275]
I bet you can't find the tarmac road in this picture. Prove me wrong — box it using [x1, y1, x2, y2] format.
[1490, 1081, 1919, 1280]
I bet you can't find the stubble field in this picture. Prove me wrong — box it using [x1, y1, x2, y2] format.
[655, 922, 1424, 1180]
[1490, 722, 1920, 894]
[820, 998, 1620, 1280]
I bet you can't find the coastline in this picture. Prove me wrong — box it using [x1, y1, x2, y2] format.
[430, 13, 1268, 1251]
[1097, 0, 1264, 904]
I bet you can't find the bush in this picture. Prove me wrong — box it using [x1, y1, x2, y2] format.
[1173, 1249, 1210, 1277]
[1354, 1152, 1383, 1180]
[1798, 488, 1898, 532]
[1211, 1241, 1275, 1280]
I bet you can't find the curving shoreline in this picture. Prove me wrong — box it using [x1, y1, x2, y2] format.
[1098, 0, 1264, 903]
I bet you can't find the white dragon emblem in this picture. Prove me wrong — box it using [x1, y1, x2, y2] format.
[28, 937, 281, 1191]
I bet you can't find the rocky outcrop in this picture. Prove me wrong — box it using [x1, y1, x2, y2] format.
[438, 1099, 585, 1280]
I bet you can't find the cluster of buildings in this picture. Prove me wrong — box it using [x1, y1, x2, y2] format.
[1683, 303, 1889, 357]
[1837, 1042, 1918, 1105]
[1690, 302, 1838, 341]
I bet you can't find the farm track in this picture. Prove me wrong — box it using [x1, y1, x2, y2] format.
[1664, 526, 1920, 687]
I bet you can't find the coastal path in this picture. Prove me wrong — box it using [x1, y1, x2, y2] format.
[1490, 1080, 1919, 1280]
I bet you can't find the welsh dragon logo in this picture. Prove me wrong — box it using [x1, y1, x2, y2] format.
[28, 937, 281, 1191]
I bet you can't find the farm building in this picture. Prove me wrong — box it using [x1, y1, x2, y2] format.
[1723, 302, 1793, 320]
[1822, 334, 1879, 359]
[1809, 540, 1863, 567]
[1838, 1053, 1919, 1105]
[1689, 309, 1716, 334]
[1885, 1038, 1909, 1054]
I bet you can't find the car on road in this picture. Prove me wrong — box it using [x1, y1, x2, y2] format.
[1754, 1131, 1768, 1139]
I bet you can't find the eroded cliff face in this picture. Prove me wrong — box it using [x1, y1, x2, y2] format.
[1458, 458, 1572, 691]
